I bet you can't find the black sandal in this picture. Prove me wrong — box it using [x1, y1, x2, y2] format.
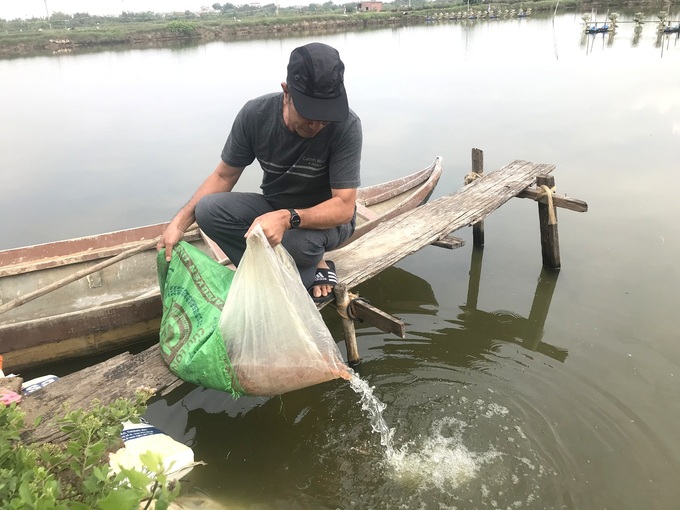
[309, 261, 337, 303]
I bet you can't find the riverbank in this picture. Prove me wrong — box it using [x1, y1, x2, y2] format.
[0, 1, 676, 58]
[0, 0, 584, 58]
[0, 14, 399, 58]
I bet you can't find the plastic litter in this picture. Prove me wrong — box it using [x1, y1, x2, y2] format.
[109, 419, 195, 482]
[0, 388, 21, 406]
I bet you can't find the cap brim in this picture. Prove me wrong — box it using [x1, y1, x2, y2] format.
[290, 87, 349, 123]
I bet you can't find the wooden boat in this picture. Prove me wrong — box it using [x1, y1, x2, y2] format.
[0, 158, 442, 373]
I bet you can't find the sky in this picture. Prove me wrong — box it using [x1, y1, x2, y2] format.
[0, 0, 305, 19]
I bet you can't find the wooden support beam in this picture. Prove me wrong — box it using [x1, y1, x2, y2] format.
[330, 284, 406, 365]
[517, 188, 588, 212]
[356, 202, 380, 222]
[537, 174, 561, 269]
[349, 299, 406, 338]
[331, 291, 405, 339]
[333, 284, 360, 365]
[470, 148, 485, 247]
[432, 235, 465, 250]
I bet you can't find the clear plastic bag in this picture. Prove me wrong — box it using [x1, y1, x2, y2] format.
[219, 224, 352, 396]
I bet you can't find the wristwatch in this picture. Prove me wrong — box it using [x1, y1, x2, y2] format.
[288, 208, 301, 229]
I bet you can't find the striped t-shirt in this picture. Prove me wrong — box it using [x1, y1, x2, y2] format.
[221, 92, 362, 210]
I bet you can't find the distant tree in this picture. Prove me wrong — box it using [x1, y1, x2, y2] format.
[50, 11, 71, 21]
[220, 3, 237, 14]
[212, 3, 222, 10]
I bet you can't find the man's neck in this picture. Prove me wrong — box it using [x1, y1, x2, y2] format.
[281, 93, 294, 132]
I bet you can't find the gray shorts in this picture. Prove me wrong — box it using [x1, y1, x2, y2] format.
[195, 192, 355, 289]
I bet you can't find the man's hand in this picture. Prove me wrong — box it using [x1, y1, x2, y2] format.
[157, 222, 187, 261]
[246, 209, 290, 246]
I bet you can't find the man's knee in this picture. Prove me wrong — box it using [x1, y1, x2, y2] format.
[195, 194, 243, 233]
[194, 195, 215, 232]
[283, 232, 324, 268]
[194, 195, 212, 221]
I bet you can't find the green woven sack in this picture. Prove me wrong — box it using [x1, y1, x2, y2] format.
[157, 241, 244, 397]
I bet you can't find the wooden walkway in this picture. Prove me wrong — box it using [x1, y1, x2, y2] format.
[331, 159, 555, 288]
[19, 156, 586, 444]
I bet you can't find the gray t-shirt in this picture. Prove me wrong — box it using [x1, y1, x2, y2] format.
[221, 92, 362, 210]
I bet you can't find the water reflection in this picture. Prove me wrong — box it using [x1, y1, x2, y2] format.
[454, 246, 568, 363]
[347, 265, 438, 316]
[657, 29, 680, 56]
[633, 25, 643, 46]
[356, 247, 567, 367]
[581, 30, 616, 53]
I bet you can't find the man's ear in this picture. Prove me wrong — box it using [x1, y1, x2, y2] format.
[281, 82, 289, 95]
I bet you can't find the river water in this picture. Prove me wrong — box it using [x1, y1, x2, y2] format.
[2, 10, 680, 509]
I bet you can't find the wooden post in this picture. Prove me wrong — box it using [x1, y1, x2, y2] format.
[333, 283, 361, 365]
[536, 174, 561, 269]
[471, 148, 485, 247]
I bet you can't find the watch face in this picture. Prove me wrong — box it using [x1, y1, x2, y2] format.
[290, 209, 301, 228]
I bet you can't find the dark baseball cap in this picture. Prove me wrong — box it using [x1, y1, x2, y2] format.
[287, 42, 349, 122]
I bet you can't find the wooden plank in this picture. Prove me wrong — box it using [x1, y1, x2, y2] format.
[516, 188, 588, 212]
[432, 235, 465, 250]
[328, 160, 555, 290]
[20, 344, 178, 445]
[355, 203, 379, 221]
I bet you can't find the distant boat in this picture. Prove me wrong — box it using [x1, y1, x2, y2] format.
[586, 24, 609, 34]
[585, 8, 609, 34]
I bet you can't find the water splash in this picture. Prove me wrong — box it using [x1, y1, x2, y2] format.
[346, 375, 521, 499]
[347, 373, 500, 493]
[348, 373, 395, 454]
[386, 416, 501, 491]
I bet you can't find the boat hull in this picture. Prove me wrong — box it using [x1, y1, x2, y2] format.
[0, 158, 442, 372]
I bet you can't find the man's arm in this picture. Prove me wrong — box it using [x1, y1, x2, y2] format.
[296, 187, 357, 228]
[158, 160, 245, 260]
[246, 187, 357, 246]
